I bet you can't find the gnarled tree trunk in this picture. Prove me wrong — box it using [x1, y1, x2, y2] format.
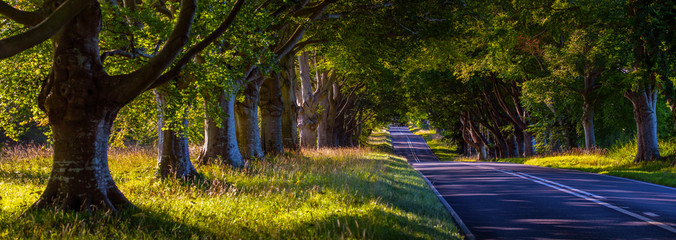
[297, 52, 330, 148]
[33, 2, 131, 211]
[154, 88, 197, 179]
[26, 0, 243, 211]
[198, 89, 245, 167]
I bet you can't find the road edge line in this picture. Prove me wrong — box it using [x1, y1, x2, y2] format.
[414, 167, 475, 240]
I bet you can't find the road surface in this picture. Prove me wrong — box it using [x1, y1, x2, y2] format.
[389, 126, 676, 240]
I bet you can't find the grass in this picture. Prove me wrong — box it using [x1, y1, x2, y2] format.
[410, 128, 458, 161]
[0, 130, 461, 239]
[412, 128, 676, 188]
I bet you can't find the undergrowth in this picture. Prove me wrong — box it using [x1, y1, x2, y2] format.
[0, 130, 460, 239]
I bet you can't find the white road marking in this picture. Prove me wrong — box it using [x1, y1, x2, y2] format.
[644, 212, 660, 217]
[480, 166, 676, 235]
[406, 136, 420, 163]
[415, 168, 475, 240]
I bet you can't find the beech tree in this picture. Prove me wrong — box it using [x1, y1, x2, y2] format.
[0, 0, 244, 211]
[624, 0, 674, 162]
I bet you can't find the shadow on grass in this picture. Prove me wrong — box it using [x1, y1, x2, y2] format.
[10, 206, 216, 239]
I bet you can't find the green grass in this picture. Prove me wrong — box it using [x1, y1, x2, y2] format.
[0, 131, 461, 239]
[410, 128, 458, 161]
[413, 128, 676, 188]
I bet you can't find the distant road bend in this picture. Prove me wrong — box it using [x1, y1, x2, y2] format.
[389, 126, 676, 240]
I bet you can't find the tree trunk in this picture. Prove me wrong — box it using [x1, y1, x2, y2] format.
[297, 52, 323, 148]
[507, 134, 518, 157]
[514, 127, 524, 157]
[154, 88, 197, 179]
[625, 89, 660, 162]
[260, 74, 284, 155]
[198, 89, 245, 167]
[581, 100, 596, 150]
[299, 122, 318, 148]
[279, 54, 299, 150]
[523, 131, 533, 157]
[317, 91, 336, 148]
[235, 74, 265, 160]
[32, 2, 131, 211]
[479, 144, 487, 161]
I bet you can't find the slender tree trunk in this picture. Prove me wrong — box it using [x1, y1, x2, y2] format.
[625, 89, 660, 162]
[236, 74, 265, 160]
[581, 100, 596, 150]
[514, 127, 524, 157]
[279, 54, 299, 150]
[198, 89, 245, 167]
[507, 134, 518, 157]
[154, 88, 197, 179]
[523, 131, 533, 157]
[33, 2, 131, 211]
[260, 74, 284, 155]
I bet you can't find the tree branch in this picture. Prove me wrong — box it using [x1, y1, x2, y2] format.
[273, 0, 334, 58]
[147, 0, 245, 91]
[0, 0, 44, 26]
[113, 0, 197, 104]
[100, 48, 153, 62]
[0, 0, 92, 59]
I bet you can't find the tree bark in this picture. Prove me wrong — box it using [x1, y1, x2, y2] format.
[32, 1, 131, 211]
[198, 89, 245, 167]
[235, 72, 265, 160]
[523, 131, 534, 157]
[154, 88, 197, 179]
[317, 83, 337, 148]
[581, 100, 596, 150]
[625, 89, 660, 162]
[297, 52, 328, 148]
[279, 54, 299, 150]
[260, 74, 284, 155]
[514, 127, 524, 157]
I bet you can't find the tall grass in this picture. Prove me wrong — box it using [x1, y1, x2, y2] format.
[0, 130, 460, 239]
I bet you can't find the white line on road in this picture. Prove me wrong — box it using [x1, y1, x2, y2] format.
[486, 167, 676, 235]
[406, 136, 420, 163]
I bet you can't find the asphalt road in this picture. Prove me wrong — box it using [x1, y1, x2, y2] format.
[389, 126, 676, 240]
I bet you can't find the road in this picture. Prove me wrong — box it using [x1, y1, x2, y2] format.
[389, 126, 676, 240]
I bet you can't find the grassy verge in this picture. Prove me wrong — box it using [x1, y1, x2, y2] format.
[0, 130, 461, 239]
[412, 128, 676, 188]
[410, 128, 458, 161]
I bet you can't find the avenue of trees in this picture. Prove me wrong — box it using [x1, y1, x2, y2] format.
[400, 0, 675, 162]
[0, 0, 674, 212]
[0, 0, 407, 212]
